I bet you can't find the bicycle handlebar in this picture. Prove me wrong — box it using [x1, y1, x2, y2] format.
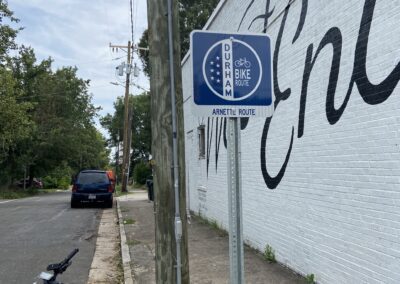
[64, 248, 79, 264]
[46, 248, 79, 273]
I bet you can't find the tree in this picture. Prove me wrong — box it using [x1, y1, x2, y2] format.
[0, 0, 20, 63]
[0, 47, 109, 186]
[138, 29, 150, 77]
[138, 0, 219, 77]
[100, 96, 125, 148]
[101, 93, 151, 180]
[0, 3, 109, 188]
[178, 0, 219, 57]
[130, 93, 151, 169]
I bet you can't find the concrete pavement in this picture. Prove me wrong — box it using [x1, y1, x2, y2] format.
[0, 192, 101, 284]
[118, 191, 306, 284]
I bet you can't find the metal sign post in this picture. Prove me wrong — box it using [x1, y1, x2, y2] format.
[190, 30, 273, 284]
[227, 117, 244, 284]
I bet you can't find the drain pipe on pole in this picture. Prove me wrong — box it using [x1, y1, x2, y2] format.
[167, 0, 182, 283]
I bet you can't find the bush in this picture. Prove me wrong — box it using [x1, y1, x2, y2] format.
[133, 162, 151, 185]
[43, 176, 70, 189]
[42, 163, 72, 189]
[43, 176, 57, 189]
[57, 176, 71, 189]
[0, 188, 38, 199]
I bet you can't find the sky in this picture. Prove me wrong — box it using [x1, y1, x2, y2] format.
[8, 0, 149, 135]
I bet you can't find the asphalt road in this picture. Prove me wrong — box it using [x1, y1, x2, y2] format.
[0, 191, 102, 284]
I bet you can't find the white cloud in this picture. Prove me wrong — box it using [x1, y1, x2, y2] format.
[8, 0, 149, 137]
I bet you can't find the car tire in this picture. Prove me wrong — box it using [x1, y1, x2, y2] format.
[71, 200, 79, 208]
[106, 198, 113, 208]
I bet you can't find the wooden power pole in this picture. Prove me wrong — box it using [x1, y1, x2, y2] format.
[146, 0, 189, 283]
[110, 42, 133, 192]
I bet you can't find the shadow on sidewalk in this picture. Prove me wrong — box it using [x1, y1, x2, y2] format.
[118, 192, 306, 284]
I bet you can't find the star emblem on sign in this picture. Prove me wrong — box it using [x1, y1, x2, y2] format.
[206, 55, 222, 88]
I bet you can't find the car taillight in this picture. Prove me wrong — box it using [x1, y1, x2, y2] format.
[108, 184, 113, 193]
[72, 184, 77, 192]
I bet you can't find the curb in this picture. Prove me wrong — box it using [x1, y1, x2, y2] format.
[117, 198, 134, 284]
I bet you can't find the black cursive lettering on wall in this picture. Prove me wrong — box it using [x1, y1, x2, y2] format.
[292, 0, 308, 43]
[252, 0, 274, 33]
[352, 0, 400, 105]
[273, 5, 292, 103]
[260, 4, 294, 189]
[206, 117, 213, 176]
[262, 0, 399, 189]
[298, 27, 345, 137]
[203, 0, 399, 189]
[215, 118, 223, 172]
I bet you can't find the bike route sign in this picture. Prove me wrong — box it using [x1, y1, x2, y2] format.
[190, 30, 273, 117]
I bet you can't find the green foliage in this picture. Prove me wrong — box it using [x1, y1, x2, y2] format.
[0, 68, 32, 163]
[0, 3, 110, 189]
[42, 163, 72, 189]
[138, 29, 150, 77]
[123, 218, 136, 225]
[138, 0, 219, 77]
[133, 162, 151, 185]
[43, 176, 57, 189]
[0, 188, 38, 199]
[0, 0, 20, 62]
[305, 274, 315, 284]
[57, 176, 70, 190]
[131, 93, 151, 169]
[179, 0, 219, 58]
[264, 244, 276, 263]
[101, 93, 151, 180]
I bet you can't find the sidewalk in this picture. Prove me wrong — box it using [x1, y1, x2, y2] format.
[117, 191, 305, 284]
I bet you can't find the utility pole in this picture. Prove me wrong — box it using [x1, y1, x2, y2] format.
[146, 0, 189, 283]
[110, 42, 133, 192]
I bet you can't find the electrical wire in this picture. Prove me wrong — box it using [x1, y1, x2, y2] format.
[130, 0, 135, 45]
[134, 0, 138, 40]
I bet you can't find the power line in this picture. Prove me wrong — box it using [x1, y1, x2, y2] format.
[134, 0, 138, 38]
[130, 0, 135, 45]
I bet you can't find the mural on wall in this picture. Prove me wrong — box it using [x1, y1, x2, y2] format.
[203, 0, 400, 189]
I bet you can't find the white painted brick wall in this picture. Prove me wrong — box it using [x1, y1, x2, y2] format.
[182, 0, 400, 283]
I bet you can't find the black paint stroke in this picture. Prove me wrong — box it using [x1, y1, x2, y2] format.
[292, 0, 308, 43]
[223, 118, 227, 149]
[352, 0, 400, 105]
[207, 0, 399, 190]
[273, 5, 291, 104]
[247, 0, 274, 32]
[260, 4, 294, 190]
[298, 27, 347, 137]
[240, 117, 249, 130]
[215, 118, 223, 172]
[206, 118, 213, 177]
[260, 117, 294, 190]
[237, 0, 255, 31]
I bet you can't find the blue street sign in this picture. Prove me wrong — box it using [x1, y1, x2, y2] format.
[190, 30, 273, 117]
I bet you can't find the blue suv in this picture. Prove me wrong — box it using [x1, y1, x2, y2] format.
[71, 170, 113, 208]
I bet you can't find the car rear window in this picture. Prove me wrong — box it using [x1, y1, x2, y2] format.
[77, 172, 109, 184]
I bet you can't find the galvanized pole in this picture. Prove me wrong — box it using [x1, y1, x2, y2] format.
[167, 0, 182, 283]
[227, 117, 245, 284]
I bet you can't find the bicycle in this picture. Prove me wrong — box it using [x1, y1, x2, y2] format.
[234, 57, 251, 68]
[34, 248, 79, 284]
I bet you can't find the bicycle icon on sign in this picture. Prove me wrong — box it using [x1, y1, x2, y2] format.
[234, 57, 251, 68]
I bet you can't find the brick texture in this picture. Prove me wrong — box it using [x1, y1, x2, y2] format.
[182, 0, 400, 283]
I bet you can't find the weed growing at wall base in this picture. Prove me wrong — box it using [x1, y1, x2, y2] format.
[264, 244, 276, 263]
[305, 274, 315, 284]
